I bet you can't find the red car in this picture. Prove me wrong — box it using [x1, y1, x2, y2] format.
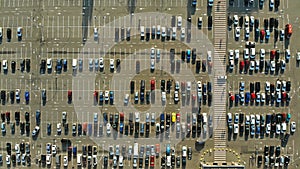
[68, 90, 72, 102]
[176, 113, 180, 123]
[150, 79, 155, 91]
[251, 93, 256, 101]
[282, 92, 287, 101]
[150, 155, 155, 167]
[270, 50, 275, 60]
[239, 61, 245, 72]
[94, 91, 98, 102]
[260, 29, 265, 39]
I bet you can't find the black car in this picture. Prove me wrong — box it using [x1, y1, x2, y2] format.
[1, 90, 6, 105]
[275, 0, 280, 8]
[239, 16, 244, 28]
[6, 142, 11, 155]
[146, 27, 150, 41]
[255, 82, 260, 92]
[130, 81, 135, 94]
[64, 123, 69, 135]
[274, 19, 279, 28]
[181, 51, 185, 61]
[286, 81, 291, 91]
[25, 112, 30, 122]
[20, 59, 25, 72]
[10, 91, 14, 104]
[116, 59, 121, 71]
[15, 111, 20, 124]
[11, 61, 16, 73]
[161, 80, 165, 91]
[146, 91, 150, 104]
[269, 18, 274, 29]
[192, 48, 196, 64]
[249, 82, 254, 93]
[78, 123, 82, 136]
[20, 122, 25, 135]
[274, 29, 278, 41]
[25, 59, 30, 72]
[40, 59, 46, 74]
[254, 19, 259, 29]
[208, 16, 212, 30]
[170, 48, 175, 61]
[196, 60, 201, 73]
[47, 123, 51, 135]
[7, 28, 11, 42]
[42, 89, 46, 103]
[264, 19, 268, 29]
[275, 146, 281, 157]
[167, 80, 172, 94]
[136, 60, 140, 74]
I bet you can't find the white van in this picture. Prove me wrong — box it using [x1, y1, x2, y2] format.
[77, 154, 82, 166]
[140, 26, 145, 39]
[72, 59, 77, 70]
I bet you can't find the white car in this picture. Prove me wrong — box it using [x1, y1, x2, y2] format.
[93, 155, 97, 166]
[181, 28, 185, 39]
[46, 143, 51, 154]
[276, 80, 281, 92]
[244, 48, 249, 59]
[245, 27, 250, 39]
[57, 123, 62, 134]
[47, 59, 52, 69]
[281, 80, 286, 91]
[52, 145, 57, 155]
[15, 144, 20, 154]
[99, 58, 104, 69]
[150, 48, 155, 59]
[250, 115, 255, 125]
[266, 123, 271, 134]
[229, 50, 234, 60]
[261, 93, 265, 103]
[174, 91, 179, 103]
[106, 123, 111, 135]
[276, 124, 281, 134]
[235, 27, 241, 38]
[234, 49, 239, 60]
[2, 60, 7, 70]
[175, 81, 180, 91]
[255, 60, 260, 70]
[110, 59, 114, 70]
[270, 61, 275, 72]
[46, 154, 51, 165]
[177, 16, 182, 27]
[93, 27, 98, 38]
[285, 49, 291, 60]
[233, 124, 239, 134]
[265, 81, 270, 91]
[150, 59, 155, 71]
[6, 155, 10, 165]
[233, 15, 238, 26]
[290, 122, 296, 133]
[260, 49, 265, 61]
[249, 61, 255, 71]
[156, 49, 161, 60]
[63, 156, 68, 167]
[281, 123, 286, 133]
[197, 81, 202, 92]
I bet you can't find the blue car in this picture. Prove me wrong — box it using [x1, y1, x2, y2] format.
[109, 91, 114, 105]
[119, 122, 124, 134]
[186, 50, 191, 63]
[245, 92, 250, 104]
[160, 113, 165, 123]
[256, 125, 260, 135]
[25, 91, 30, 103]
[235, 94, 239, 104]
[266, 30, 270, 40]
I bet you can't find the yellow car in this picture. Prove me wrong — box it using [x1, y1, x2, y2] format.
[172, 112, 176, 123]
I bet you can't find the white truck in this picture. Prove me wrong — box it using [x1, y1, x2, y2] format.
[133, 143, 139, 158]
